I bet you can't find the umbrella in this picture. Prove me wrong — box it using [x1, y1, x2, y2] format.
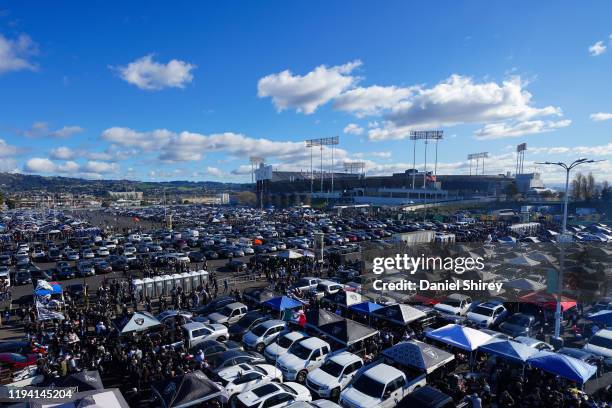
[527, 351, 597, 384]
[478, 339, 538, 363]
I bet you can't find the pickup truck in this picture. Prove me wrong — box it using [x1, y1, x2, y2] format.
[339, 363, 426, 408]
[276, 337, 331, 383]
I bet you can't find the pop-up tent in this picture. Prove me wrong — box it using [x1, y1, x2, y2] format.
[587, 310, 612, 326]
[478, 339, 538, 363]
[349, 301, 383, 315]
[278, 250, 303, 259]
[383, 340, 455, 374]
[151, 370, 228, 408]
[305, 308, 344, 330]
[372, 304, 426, 326]
[527, 351, 597, 384]
[319, 318, 378, 347]
[114, 311, 161, 334]
[425, 324, 492, 352]
[263, 296, 303, 312]
[43, 370, 104, 391]
[519, 291, 577, 311]
[322, 291, 362, 308]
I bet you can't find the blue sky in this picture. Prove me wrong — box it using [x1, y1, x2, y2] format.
[0, 1, 610, 185]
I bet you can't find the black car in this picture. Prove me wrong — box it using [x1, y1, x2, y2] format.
[66, 283, 86, 299]
[188, 251, 207, 263]
[193, 296, 236, 316]
[109, 256, 129, 272]
[225, 260, 246, 272]
[203, 250, 219, 260]
[55, 266, 76, 280]
[14, 270, 32, 285]
[228, 311, 269, 340]
[499, 313, 541, 337]
[189, 339, 242, 359]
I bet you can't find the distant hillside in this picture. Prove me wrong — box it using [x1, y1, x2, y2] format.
[0, 173, 248, 196]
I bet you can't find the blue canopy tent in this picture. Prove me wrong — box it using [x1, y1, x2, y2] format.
[34, 282, 63, 297]
[263, 296, 303, 312]
[527, 351, 597, 384]
[349, 301, 383, 315]
[478, 339, 538, 363]
[587, 310, 612, 327]
[425, 324, 492, 352]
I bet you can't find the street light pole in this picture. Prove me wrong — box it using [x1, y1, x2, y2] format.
[535, 158, 605, 340]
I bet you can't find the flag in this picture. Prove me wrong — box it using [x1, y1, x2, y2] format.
[133, 217, 140, 222]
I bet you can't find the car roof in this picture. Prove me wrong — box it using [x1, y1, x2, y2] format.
[593, 328, 612, 339]
[183, 322, 208, 331]
[282, 331, 307, 340]
[299, 337, 329, 349]
[224, 302, 246, 309]
[258, 319, 285, 328]
[476, 302, 503, 309]
[328, 351, 361, 365]
[364, 363, 403, 380]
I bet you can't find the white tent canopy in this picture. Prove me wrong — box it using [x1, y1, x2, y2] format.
[425, 324, 492, 352]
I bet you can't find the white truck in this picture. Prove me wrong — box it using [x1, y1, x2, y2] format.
[306, 352, 363, 400]
[276, 337, 331, 383]
[339, 363, 426, 408]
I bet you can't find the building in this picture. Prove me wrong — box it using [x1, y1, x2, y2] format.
[108, 191, 144, 200]
[184, 193, 230, 205]
[515, 173, 545, 194]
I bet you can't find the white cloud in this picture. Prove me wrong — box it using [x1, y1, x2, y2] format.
[23, 157, 119, 178]
[588, 41, 607, 56]
[474, 119, 571, 140]
[112, 54, 196, 90]
[82, 160, 119, 174]
[0, 33, 38, 74]
[370, 151, 392, 158]
[257, 60, 361, 114]
[205, 166, 224, 177]
[529, 142, 612, 157]
[590, 112, 612, 122]
[343, 123, 364, 135]
[334, 85, 414, 116]
[100, 127, 173, 151]
[49, 125, 84, 138]
[24, 158, 58, 173]
[0, 138, 18, 157]
[49, 146, 75, 160]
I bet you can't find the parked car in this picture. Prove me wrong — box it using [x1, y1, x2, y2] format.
[14, 270, 32, 285]
[233, 382, 311, 408]
[265, 332, 308, 363]
[306, 352, 363, 400]
[433, 294, 472, 316]
[498, 313, 541, 338]
[217, 363, 283, 397]
[229, 312, 270, 341]
[243, 320, 287, 353]
[209, 350, 267, 373]
[465, 301, 508, 328]
[194, 296, 236, 316]
[182, 322, 229, 348]
[276, 337, 332, 383]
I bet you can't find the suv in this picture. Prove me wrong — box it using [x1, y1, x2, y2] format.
[339, 363, 426, 408]
[181, 322, 229, 349]
[243, 320, 287, 353]
[306, 352, 363, 400]
[277, 337, 332, 383]
[433, 294, 472, 316]
[228, 311, 269, 341]
[499, 313, 541, 338]
[466, 301, 508, 328]
[206, 302, 248, 326]
[76, 261, 95, 277]
[265, 332, 308, 363]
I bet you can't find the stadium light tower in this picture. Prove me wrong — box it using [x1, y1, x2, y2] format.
[249, 156, 264, 183]
[344, 161, 365, 175]
[410, 130, 443, 188]
[536, 157, 605, 341]
[305, 136, 339, 193]
[467, 152, 488, 176]
[516, 143, 527, 175]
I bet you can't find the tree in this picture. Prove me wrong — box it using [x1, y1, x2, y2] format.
[601, 181, 612, 202]
[572, 172, 597, 201]
[235, 191, 257, 206]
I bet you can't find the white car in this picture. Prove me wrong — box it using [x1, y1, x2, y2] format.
[433, 294, 472, 316]
[182, 322, 229, 348]
[32, 250, 46, 260]
[466, 302, 508, 328]
[306, 352, 363, 400]
[97, 247, 110, 257]
[218, 363, 283, 396]
[265, 332, 307, 363]
[243, 320, 287, 353]
[289, 401, 342, 408]
[583, 329, 612, 365]
[65, 250, 80, 261]
[233, 382, 311, 408]
[82, 249, 95, 259]
[276, 337, 331, 383]
[339, 363, 426, 408]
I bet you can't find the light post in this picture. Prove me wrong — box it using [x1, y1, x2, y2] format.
[535, 158, 605, 340]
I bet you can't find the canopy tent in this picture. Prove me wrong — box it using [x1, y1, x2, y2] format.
[527, 351, 597, 384]
[349, 301, 383, 315]
[382, 340, 455, 374]
[305, 308, 344, 330]
[506, 254, 541, 267]
[586, 310, 612, 326]
[425, 324, 492, 352]
[242, 287, 277, 304]
[278, 249, 303, 259]
[43, 370, 104, 391]
[519, 291, 577, 311]
[34, 281, 62, 297]
[114, 311, 161, 334]
[322, 291, 362, 308]
[151, 370, 228, 408]
[263, 296, 303, 312]
[504, 278, 546, 292]
[319, 318, 378, 346]
[478, 339, 538, 363]
[372, 304, 426, 326]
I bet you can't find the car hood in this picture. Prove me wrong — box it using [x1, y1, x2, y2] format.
[207, 313, 228, 323]
[341, 387, 381, 408]
[466, 313, 490, 324]
[277, 353, 307, 371]
[434, 304, 460, 315]
[308, 368, 337, 387]
[243, 332, 260, 346]
[265, 343, 288, 359]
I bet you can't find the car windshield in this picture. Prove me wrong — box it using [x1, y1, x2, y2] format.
[473, 306, 494, 317]
[320, 360, 344, 377]
[352, 375, 385, 398]
[442, 299, 462, 307]
[507, 315, 530, 326]
[219, 306, 233, 317]
[289, 343, 312, 360]
[589, 335, 612, 349]
[278, 335, 296, 348]
[252, 383, 278, 397]
[251, 325, 268, 336]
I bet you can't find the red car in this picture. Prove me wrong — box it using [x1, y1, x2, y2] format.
[0, 353, 38, 370]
